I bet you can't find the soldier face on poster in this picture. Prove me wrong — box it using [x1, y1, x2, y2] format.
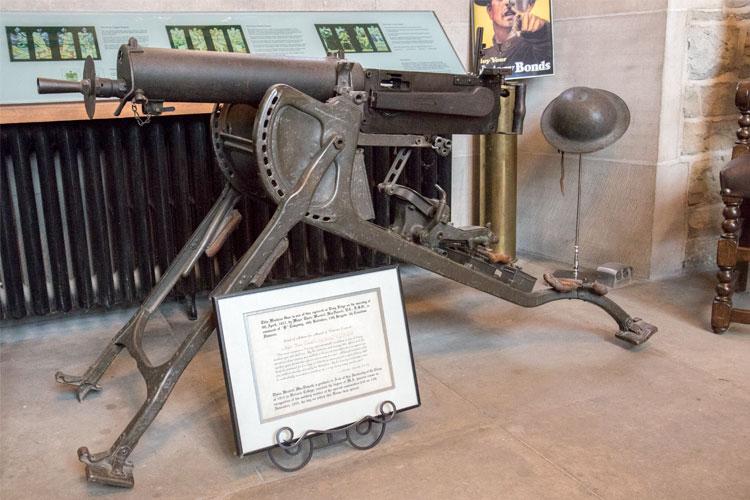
[472, 0, 553, 79]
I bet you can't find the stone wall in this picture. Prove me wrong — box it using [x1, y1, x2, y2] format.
[516, 2, 672, 278]
[684, 1, 749, 268]
[515, 0, 749, 278]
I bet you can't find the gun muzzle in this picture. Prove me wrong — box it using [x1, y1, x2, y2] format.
[36, 56, 126, 119]
[37, 76, 123, 97]
[37, 78, 86, 94]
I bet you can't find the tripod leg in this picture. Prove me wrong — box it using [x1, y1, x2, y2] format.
[76, 134, 343, 487]
[56, 185, 242, 401]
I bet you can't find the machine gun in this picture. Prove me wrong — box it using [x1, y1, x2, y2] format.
[38, 38, 656, 488]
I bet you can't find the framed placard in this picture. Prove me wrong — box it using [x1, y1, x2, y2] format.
[214, 266, 420, 456]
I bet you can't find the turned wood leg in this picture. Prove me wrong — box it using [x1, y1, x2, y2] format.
[712, 190, 743, 333]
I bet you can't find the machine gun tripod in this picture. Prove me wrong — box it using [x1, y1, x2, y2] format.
[40, 39, 657, 488]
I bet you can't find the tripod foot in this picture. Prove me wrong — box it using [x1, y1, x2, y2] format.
[615, 318, 657, 345]
[78, 446, 134, 488]
[55, 371, 102, 401]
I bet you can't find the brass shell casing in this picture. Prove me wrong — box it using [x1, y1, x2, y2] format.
[478, 84, 518, 258]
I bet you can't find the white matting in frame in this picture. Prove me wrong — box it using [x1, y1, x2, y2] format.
[214, 265, 420, 455]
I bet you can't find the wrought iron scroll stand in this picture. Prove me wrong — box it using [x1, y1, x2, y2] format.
[266, 401, 397, 472]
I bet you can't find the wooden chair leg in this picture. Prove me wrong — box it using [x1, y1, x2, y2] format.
[712, 190, 743, 333]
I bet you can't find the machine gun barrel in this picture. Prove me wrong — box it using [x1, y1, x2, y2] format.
[36, 37, 516, 136]
[117, 45, 364, 105]
[36, 38, 365, 118]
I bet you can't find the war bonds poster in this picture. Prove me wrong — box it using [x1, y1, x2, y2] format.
[472, 0, 554, 79]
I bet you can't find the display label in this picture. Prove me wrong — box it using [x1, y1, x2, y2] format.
[0, 11, 464, 105]
[214, 266, 419, 455]
[244, 289, 394, 422]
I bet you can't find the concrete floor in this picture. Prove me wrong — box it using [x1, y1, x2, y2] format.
[1, 264, 750, 499]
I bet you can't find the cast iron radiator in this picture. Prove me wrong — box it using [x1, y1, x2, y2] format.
[0, 115, 451, 321]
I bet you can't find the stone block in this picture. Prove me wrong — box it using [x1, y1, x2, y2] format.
[671, 0, 724, 8]
[650, 160, 689, 278]
[450, 154, 475, 227]
[688, 153, 730, 206]
[517, 153, 656, 278]
[724, 11, 750, 20]
[322, 0, 376, 9]
[441, 22, 471, 67]
[374, 0, 469, 26]
[684, 234, 720, 269]
[687, 202, 723, 237]
[687, 23, 740, 80]
[211, 0, 329, 11]
[553, 0, 666, 19]
[702, 81, 741, 116]
[684, 85, 702, 118]
[724, 0, 750, 15]
[450, 134, 474, 158]
[691, 9, 729, 21]
[518, 11, 666, 164]
[661, 9, 691, 163]
[682, 118, 737, 154]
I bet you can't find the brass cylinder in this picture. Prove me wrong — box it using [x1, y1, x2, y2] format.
[478, 85, 518, 258]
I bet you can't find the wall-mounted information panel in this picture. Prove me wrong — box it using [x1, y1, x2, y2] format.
[0, 11, 464, 105]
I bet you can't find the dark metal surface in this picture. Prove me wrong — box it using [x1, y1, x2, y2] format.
[1, 117, 423, 321]
[361, 69, 503, 135]
[33, 126, 72, 312]
[7, 128, 49, 316]
[267, 400, 396, 472]
[35, 47, 655, 489]
[37, 38, 507, 134]
[82, 126, 115, 308]
[541, 87, 630, 154]
[0, 133, 25, 319]
[59, 126, 95, 308]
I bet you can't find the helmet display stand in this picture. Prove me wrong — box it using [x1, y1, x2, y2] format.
[540, 87, 632, 285]
[552, 152, 600, 283]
